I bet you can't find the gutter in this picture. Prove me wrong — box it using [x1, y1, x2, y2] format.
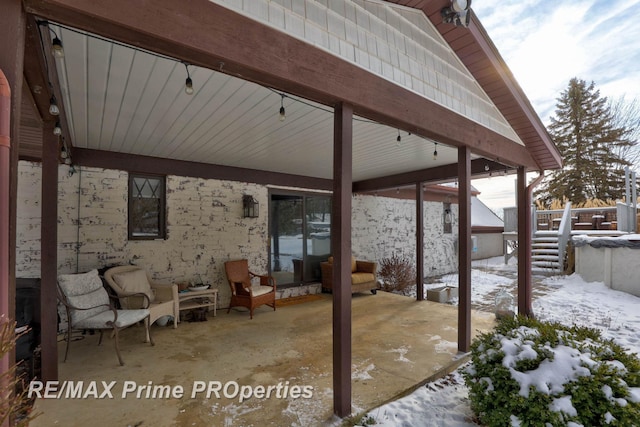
[527, 172, 545, 200]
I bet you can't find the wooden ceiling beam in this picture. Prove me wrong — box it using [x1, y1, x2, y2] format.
[73, 148, 333, 191]
[353, 158, 510, 192]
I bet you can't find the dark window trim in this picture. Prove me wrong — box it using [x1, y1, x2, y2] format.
[128, 173, 167, 240]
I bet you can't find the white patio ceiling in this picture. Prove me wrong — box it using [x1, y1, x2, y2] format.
[52, 24, 479, 183]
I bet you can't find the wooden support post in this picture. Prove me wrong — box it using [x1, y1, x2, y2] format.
[517, 167, 533, 317]
[332, 102, 353, 417]
[41, 122, 59, 381]
[416, 182, 424, 301]
[457, 147, 471, 352]
[0, 0, 26, 402]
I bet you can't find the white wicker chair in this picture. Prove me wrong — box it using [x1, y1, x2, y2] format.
[104, 265, 179, 331]
[57, 269, 153, 366]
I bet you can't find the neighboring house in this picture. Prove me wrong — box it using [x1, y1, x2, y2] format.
[1, 0, 562, 416]
[471, 194, 505, 260]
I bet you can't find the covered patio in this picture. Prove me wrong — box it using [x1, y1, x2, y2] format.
[30, 292, 495, 426]
[1, 0, 562, 420]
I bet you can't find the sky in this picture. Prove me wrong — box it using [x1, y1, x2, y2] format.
[469, 0, 640, 212]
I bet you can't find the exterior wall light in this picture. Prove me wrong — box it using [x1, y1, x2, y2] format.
[441, 0, 472, 28]
[243, 195, 259, 218]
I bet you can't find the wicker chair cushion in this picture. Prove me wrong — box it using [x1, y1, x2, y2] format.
[251, 286, 273, 297]
[58, 269, 110, 324]
[111, 269, 155, 303]
[74, 308, 150, 330]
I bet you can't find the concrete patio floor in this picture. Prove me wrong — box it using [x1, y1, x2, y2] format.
[30, 291, 495, 426]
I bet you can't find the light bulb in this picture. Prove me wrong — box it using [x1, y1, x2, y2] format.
[49, 97, 59, 116]
[279, 105, 286, 122]
[185, 77, 194, 95]
[433, 149, 438, 160]
[51, 37, 65, 58]
[53, 122, 62, 136]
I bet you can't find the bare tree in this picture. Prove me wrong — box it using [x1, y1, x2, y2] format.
[609, 96, 640, 172]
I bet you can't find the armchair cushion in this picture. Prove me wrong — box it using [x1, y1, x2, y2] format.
[58, 269, 109, 323]
[351, 272, 376, 285]
[111, 269, 155, 303]
[251, 286, 274, 297]
[328, 256, 357, 273]
[75, 308, 150, 329]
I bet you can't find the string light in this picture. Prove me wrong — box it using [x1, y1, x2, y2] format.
[396, 129, 401, 145]
[184, 63, 194, 95]
[279, 94, 286, 121]
[53, 121, 62, 136]
[38, 21, 65, 58]
[433, 142, 438, 160]
[51, 35, 65, 58]
[49, 96, 60, 116]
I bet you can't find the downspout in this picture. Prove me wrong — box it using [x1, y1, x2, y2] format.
[527, 173, 545, 213]
[520, 171, 544, 317]
[0, 70, 11, 410]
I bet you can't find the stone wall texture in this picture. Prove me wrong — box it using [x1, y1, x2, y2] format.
[17, 161, 459, 307]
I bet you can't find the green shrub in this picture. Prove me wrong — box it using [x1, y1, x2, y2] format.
[463, 316, 640, 426]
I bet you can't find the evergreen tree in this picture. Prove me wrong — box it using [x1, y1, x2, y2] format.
[536, 78, 634, 206]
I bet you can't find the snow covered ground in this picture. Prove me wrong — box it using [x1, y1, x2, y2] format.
[355, 256, 640, 426]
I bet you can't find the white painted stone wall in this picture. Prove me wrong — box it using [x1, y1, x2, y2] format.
[16, 161, 459, 307]
[212, 0, 521, 144]
[352, 194, 458, 277]
[17, 161, 269, 308]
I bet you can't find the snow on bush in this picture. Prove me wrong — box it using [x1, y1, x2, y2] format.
[463, 316, 640, 426]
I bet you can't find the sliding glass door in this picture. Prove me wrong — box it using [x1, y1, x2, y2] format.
[270, 192, 331, 287]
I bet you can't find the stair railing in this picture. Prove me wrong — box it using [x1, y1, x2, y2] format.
[556, 202, 572, 272]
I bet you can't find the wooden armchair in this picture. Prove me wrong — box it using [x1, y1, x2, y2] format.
[224, 259, 276, 319]
[57, 269, 153, 366]
[104, 265, 179, 331]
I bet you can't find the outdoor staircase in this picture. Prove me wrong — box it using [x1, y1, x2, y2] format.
[532, 231, 562, 271]
[531, 202, 573, 273]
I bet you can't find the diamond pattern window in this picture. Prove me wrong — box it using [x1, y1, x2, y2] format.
[128, 174, 166, 240]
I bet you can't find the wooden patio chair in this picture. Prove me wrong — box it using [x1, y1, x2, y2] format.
[104, 265, 179, 332]
[57, 269, 153, 366]
[224, 259, 276, 319]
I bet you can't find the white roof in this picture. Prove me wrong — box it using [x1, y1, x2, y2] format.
[471, 196, 503, 227]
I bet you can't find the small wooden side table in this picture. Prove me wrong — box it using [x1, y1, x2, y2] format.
[178, 288, 218, 318]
